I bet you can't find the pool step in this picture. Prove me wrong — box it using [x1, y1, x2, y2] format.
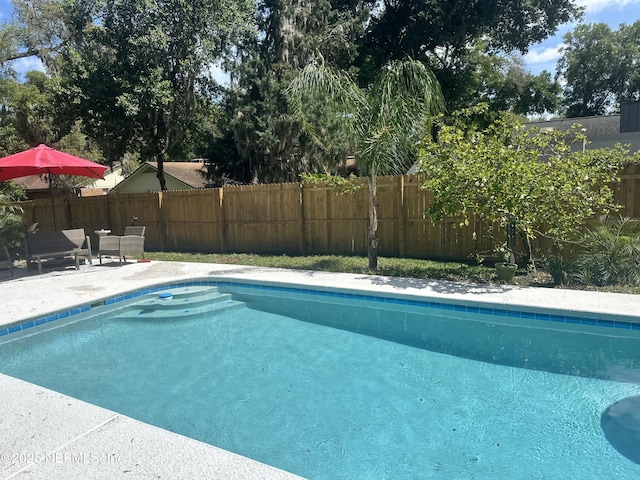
[138, 289, 233, 311]
[112, 286, 245, 321]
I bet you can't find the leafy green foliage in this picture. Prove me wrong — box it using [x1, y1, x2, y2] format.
[0, 0, 624, 189]
[220, 0, 371, 183]
[541, 254, 571, 286]
[0, 0, 68, 72]
[0, 182, 26, 258]
[0, 103, 28, 158]
[428, 42, 561, 116]
[289, 58, 444, 269]
[300, 172, 363, 194]
[359, 0, 582, 86]
[58, 0, 254, 184]
[0, 72, 57, 147]
[571, 216, 640, 287]
[0, 213, 25, 259]
[0, 131, 25, 157]
[418, 104, 637, 265]
[370, 0, 581, 55]
[221, 0, 576, 182]
[0, 181, 26, 206]
[290, 58, 444, 177]
[558, 21, 640, 116]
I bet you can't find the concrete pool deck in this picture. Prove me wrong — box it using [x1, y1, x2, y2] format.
[1, 258, 640, 479]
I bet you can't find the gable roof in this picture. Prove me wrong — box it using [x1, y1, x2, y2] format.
[148, 162, 211, 188]
[11, 166, 124, 199]
[11, 175, 49, 192]
[110, 161, 212, 193]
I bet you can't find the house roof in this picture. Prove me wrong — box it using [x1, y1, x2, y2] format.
[110, 161, 212, 193]
[147, 162, 211, 188]
[12, 166, 126, 198]
[525, 113, 640, 153]
[11, 175, 49, 192]
[84, 165, 125, 190]
[526, 115, 621, 136]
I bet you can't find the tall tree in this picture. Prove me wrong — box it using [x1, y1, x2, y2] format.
[0, 70, 65, 151]
[0, 0, 68, 74]
[0, 77, 29, 155]
[6, 71, 56, 145]
[431, 42, 561, 115]
[557, 21, 640, 117]
[199, 1, 577, 183]
[58, 0, 254, 189]
[357, 0, 582, 84]
[617, 21, 640, 102]
[221, 0, 372, 184]
[289, 58, 444, 269]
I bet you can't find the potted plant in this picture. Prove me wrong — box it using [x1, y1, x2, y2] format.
[495, 245, 517, 281]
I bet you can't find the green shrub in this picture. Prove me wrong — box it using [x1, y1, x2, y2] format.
[0, 213, 25, 259]
[0, 182, 26, 259]
[571, 216, 640, 287]
[543, 254, 570, 286]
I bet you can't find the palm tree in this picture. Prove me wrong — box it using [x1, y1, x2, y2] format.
[289, 57, 444, 269]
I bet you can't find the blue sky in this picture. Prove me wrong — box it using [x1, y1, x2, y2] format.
[0, 0, 46, 76]
[1, 0, 639, 78]
[523, 0, 640, 75]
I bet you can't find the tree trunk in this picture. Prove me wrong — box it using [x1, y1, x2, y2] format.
[367, 171, 378, 270]
[154, 113, 168, 191]
[523, 234, 536, 271]
[156, 155, 167, 191]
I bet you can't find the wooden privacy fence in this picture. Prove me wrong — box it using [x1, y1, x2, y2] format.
[17, 166, 640, 261]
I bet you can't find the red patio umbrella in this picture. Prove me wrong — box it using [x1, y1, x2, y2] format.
[0, 144, 108, 229]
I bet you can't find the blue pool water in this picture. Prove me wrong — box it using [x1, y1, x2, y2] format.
[2, 283, 640, 479]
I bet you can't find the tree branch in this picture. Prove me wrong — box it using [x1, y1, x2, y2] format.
[0, 48, 40, 64]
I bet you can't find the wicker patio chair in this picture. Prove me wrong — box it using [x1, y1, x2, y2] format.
[98, 226, 146, 266]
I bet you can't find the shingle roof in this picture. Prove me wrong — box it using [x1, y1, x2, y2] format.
[147, 162, 211, 188]
[11, 175, 49, 191]
[526, 115, 621, 135]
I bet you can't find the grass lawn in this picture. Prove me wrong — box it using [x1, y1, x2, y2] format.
[146, 252, 640, 294]
[146, 251, 556, 286]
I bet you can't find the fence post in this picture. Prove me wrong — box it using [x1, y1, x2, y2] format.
[102, 194, 113, 231]
[325, 186, 333, 252]
[218, 187, 226, 253]
[442, 216, 447, 260]
[398, 175, 406, 257]
[299, 183, 306, 255]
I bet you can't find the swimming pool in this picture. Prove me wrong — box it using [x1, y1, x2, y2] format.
[1, 281, 640, 479]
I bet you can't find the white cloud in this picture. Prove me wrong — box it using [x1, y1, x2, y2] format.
[10, 56, 45, 77]
[523, 44, 566, 64]
[576, 0, 640, 14]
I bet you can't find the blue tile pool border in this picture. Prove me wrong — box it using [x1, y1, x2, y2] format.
[2, 279, 639, 338]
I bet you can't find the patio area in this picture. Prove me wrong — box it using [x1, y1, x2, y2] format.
[1, 258, 640, 479]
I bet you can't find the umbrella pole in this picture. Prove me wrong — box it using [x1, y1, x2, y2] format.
[48, 174, 58, 230]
